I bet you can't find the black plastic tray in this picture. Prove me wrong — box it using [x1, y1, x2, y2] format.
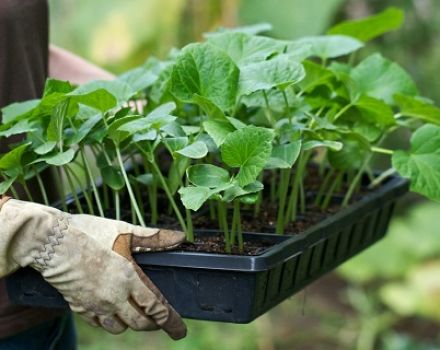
[6, 176, 409, 323]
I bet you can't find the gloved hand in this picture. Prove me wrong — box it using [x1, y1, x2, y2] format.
[0, 197, 187, 340]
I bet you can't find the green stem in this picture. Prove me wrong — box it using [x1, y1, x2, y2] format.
[66, 165, 94, 215]
[333, 103, 353, 121]
[10, 184, 20, 199]
[33, 166, 49, 205]
[315, 169, 334, 207]
[275, 169, 290, 234]
[281, 89, 291, 123]
[136, 145, 188, 235]
[52, 167, 67, 211]
[63, 165, 84, 214]
[219, 202, 231, 254]
[321, 172, 343, 211]
[370, 146, 394, 155]
[116, 147, 145, 227]
[342, 157, 371, 207]
[262, 90, 275, 126]
[22, 180, 34, 202]
[285, 151, 311, 224]
[233, 200, 243, 253]
[115, 191, 121, 221]
[80, 146, 104, 217]
[368, 168, 397, 189]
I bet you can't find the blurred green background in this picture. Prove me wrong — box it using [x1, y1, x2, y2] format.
[48, 0, 440, 349]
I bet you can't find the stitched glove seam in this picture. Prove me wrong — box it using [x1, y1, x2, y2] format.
[33, 213, 69, 270]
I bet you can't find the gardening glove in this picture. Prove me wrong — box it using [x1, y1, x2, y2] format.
[0, 197, 187, 340]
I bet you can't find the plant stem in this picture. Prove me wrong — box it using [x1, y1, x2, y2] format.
[281, 89, 291, 124]
[53, 167, 67, 212]
[63, 165, 84, 214]
[321, 172, 343, 210]
[342, 157, 371, 207]
[275, 169, 291, 234]
[368, 168, 397, 189]
[262, 90, 275, 126]
[137, 145, 188, 235]
[233, 200, 243, 253]
[370, 146, 394, 155]
[116, 147, 145, 227]
[21, 180, 34, 202]
[66, 165, 94, 215]
[33, 166, 49, 205]
[219, 202, 231, 254]
[314, 168, 334, 207]
[285, 151, 311, 224]
[333, 103, 353, 121]
[115, 191, 121, 221]
[80, 146, 104, 217]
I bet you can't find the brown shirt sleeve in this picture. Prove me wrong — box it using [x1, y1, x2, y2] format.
[0, 0, 64, 338]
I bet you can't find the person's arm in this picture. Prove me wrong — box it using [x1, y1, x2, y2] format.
[48, 44, 115, 84]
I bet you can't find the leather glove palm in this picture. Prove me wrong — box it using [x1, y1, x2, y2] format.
[0, 198, 187, 339]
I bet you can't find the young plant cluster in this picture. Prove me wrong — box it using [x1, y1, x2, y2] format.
[1, 8, 439, 253]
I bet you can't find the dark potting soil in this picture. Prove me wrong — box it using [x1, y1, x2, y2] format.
[178, 235, 274, 256]
[69, 166, 382, 256]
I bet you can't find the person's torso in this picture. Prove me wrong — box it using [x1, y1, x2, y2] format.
[0, 0, 65, 338]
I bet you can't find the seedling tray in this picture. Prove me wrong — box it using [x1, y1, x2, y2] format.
[6, 176, 408, 323]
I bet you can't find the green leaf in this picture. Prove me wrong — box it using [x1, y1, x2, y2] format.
[41, 149, 76, 166]
[221, 126, 274, 186]
[327, 7, 404, 42]
[328, 133, 370, 170]
[164, 137, 188, 152]
[117, 66, 157, 92]
[291, 35, 363, 60]
[70, 80, 134, 106]
[69, 114, 102, 145]
[354, 95, 396, 127]
[178, 184, 231, 211]
[239, 54, 305, 96]
[134, 173, 154, 186]
[298, 60, 334, 92]
[265, 141, 302, 169]
[100, 165, 125, 191]
[34, 141, 57, 155]
[187, 164, 230, 188]
[350, 54, 418, 104]
[222, 181, 264, 202]
[0, 143, 31, 170]
[206, 32, 285, 67]
[43, 79, 74, 96]
[70, 89, 117, 112]
[176, 141, 208, 159]
[226, 117, 246, 129]
[1, 99, 40, 124]
[392, 124, 440, 201]
[0, 177, 16, 195]
[192, 94, 225, 120]
[303, 140, 343, 151]
[161, 122, 186, 137]
[170, 43, 239, 112]
[108, 115, 141, 145]
[204, 23, 273, 37]
[394, 94, 440, 126]
[0, 119, 36, 137]
[203, 120, 236, 147]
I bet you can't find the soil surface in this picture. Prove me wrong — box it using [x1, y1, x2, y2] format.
[71, 166, 385, 256]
